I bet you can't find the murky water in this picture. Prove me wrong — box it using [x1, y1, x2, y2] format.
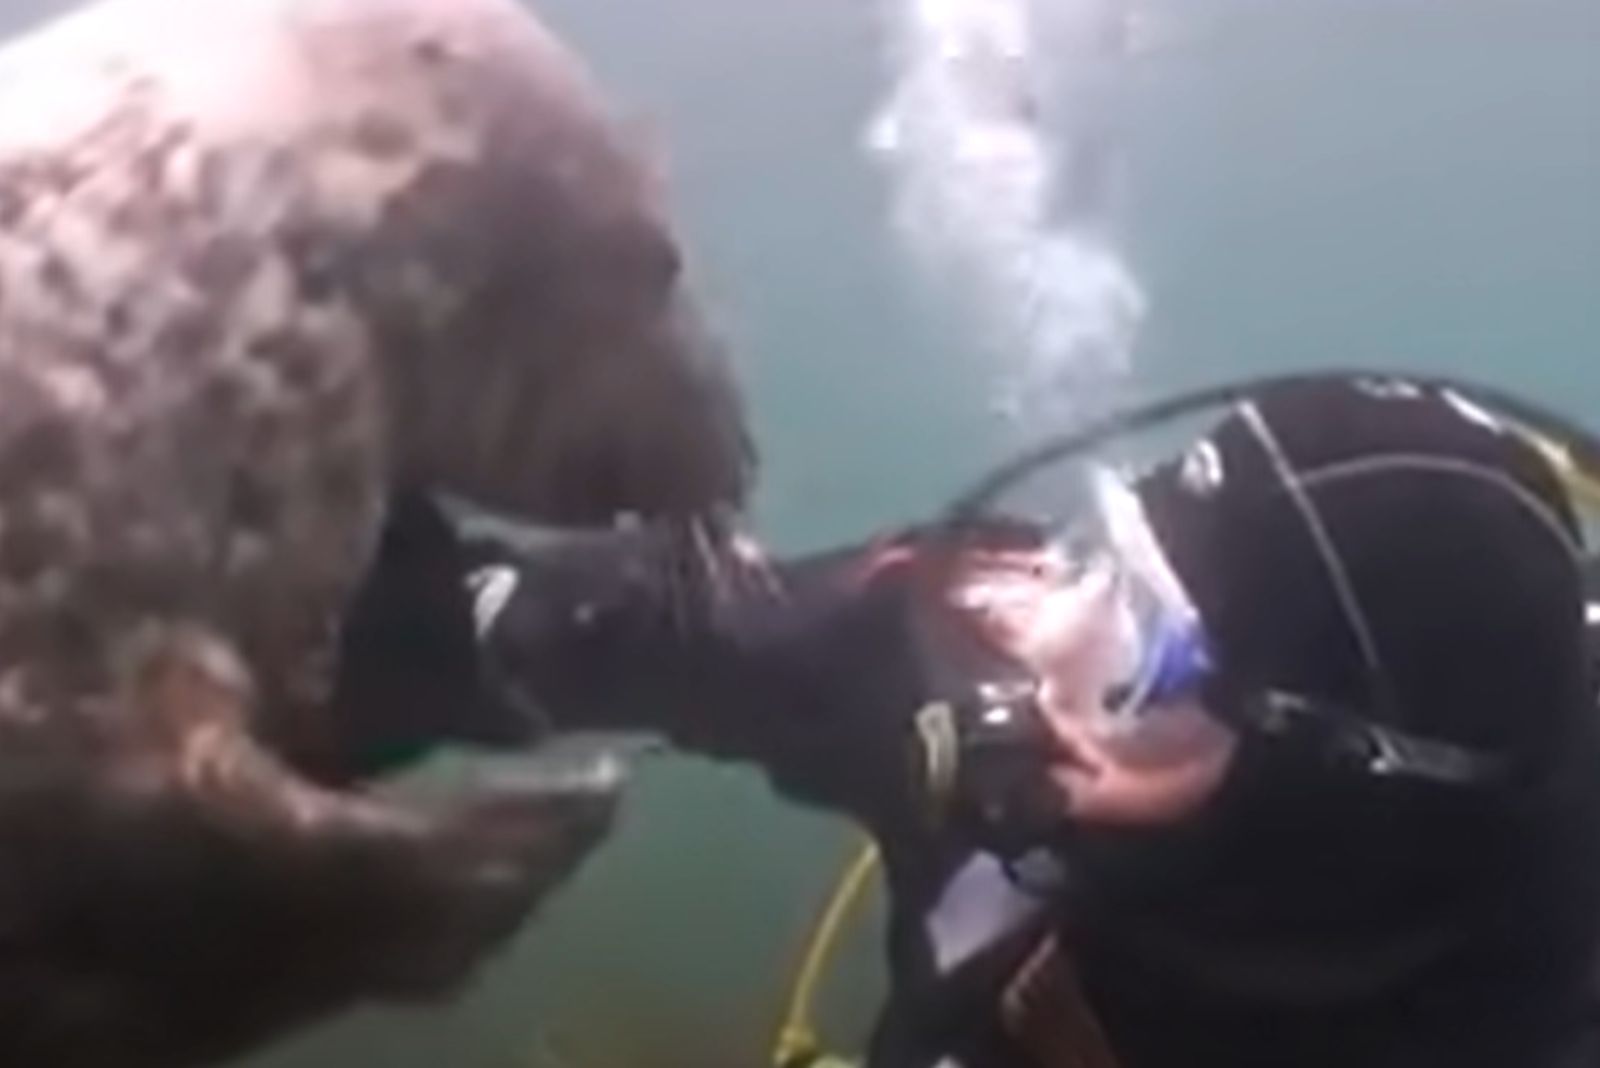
[1, 0, 1595, 1065]
[864, 0, 1145, 427]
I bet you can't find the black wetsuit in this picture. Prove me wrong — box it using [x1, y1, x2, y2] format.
[1038, 379, 1600, 1068]
[821, 379, 1600, 1068]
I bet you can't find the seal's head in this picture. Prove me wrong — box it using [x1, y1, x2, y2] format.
[0, 0, 754, 760]
[278, 0, 757, 525]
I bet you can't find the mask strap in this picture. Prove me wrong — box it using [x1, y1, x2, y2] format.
[1237, 400, 1400, 713]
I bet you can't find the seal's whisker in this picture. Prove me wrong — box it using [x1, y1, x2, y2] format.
[660, 518, 700, 635]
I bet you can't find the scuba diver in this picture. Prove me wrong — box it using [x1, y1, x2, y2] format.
[359, 372, 1600, 1068]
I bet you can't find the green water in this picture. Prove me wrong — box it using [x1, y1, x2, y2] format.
[2, 0, 1596, 1065]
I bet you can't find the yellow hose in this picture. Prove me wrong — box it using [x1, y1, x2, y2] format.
[771, 838, 882, 1068]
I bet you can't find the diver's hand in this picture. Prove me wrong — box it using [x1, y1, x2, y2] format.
[1030, 696, 1237, 826]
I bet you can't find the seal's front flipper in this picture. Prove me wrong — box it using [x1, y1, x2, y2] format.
[0, 625, 618, 1068]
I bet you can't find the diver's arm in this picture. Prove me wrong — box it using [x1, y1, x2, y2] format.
[467, 521, 944, 836]
[328, 495, 923, 820]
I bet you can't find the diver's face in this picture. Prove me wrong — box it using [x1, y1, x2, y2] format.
[953, 548, 1238, 827]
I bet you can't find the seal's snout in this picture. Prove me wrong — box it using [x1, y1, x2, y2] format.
[456, 292, 755, 530]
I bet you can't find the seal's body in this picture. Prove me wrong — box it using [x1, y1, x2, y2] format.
[0, 0, 750, 1064]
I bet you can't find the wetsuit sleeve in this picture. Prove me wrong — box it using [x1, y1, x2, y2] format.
[472, 523, 947, 838]
[673, 545, 938, 832]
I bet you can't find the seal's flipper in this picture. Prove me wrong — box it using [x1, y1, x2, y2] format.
[0, 625, 616, 1068]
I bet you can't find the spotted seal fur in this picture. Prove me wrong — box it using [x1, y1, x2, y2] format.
[0, 0, 750, 1064]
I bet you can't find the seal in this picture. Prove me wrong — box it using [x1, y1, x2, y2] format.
[0, 0, 752, 1064]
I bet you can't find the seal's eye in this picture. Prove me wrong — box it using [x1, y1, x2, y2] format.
[606, 220, 682, 300]
[637, 230, 683, 292]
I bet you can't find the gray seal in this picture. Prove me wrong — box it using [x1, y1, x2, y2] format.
[0, 0, 750, 1064]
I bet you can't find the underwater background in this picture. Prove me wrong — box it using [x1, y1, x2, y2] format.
[1, 0, 1596, 1065]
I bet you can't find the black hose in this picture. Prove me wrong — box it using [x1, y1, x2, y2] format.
[943, 369, 1600, 522]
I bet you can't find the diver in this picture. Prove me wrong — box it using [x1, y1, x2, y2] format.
[407, 372, 1600, 1068]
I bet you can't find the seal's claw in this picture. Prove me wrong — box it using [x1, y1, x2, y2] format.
[449, 764, 624, 887]
[372, 775, 623, 1000]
